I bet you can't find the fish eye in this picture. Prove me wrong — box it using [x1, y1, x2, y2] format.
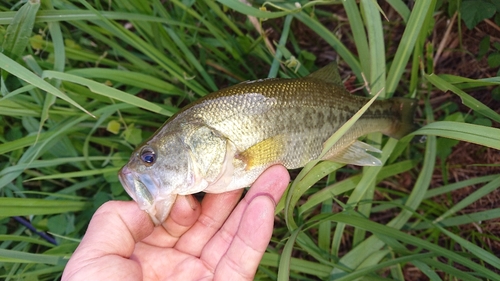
[139, 146, 156, 165]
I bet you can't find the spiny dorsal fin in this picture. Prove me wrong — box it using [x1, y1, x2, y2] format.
[305, 62, 343, 86]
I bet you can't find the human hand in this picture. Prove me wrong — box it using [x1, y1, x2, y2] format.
[62, 165, 290, 280]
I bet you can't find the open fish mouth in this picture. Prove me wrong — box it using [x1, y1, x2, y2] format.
[118, 166, 176, 225]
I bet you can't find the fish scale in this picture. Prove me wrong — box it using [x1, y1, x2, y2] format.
[119, 63, 418, 225]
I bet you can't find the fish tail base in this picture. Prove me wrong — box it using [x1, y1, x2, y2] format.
[385, 97, 418, 139]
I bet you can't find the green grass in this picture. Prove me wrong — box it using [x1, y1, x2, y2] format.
[1, 0, 500, 280]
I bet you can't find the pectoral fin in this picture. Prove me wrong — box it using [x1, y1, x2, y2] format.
[238, 135, 285, 170]
[323, 140, 382, 166]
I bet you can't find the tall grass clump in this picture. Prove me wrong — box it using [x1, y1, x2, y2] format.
[1, 0, 499, 280]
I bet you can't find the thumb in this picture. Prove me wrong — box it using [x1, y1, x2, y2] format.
[62, 201, 154, 280]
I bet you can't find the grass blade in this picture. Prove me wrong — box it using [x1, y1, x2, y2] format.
[216, 0, 290, 19]
[434, 176, 500, 223]
[328, 214, 500, 280]
[0, 198, 90, 216]
[0, 249, 66, 265]
[386, 0, 436, 94]
[67, 68, 184, 96]
[0, 53, 94, 117]
[293, 11, 361, 78]
[1, 0, 40, 61]
[342, 1, 369, 77]
[360, 0, 385, 96]
[277, 227, 302, 281]
[425, 73, 500, 123]
[41, 71, 174, 116]
[414, 121, 500, 149]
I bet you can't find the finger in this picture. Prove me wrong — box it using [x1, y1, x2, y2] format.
[214, 195, 276, 280]
[239, 165, 290, 204]
[141, 194, 201, 247]
[201, 165, 289, 269]
[76, 201, 153, 257]
[62, 201, 154, 280]
[163, 195, 201, 237]
[174, 189, 243, 256]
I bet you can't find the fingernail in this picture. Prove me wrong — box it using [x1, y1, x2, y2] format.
[185, 195, 198, 210]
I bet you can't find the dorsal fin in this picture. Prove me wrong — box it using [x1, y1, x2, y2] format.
[305, 62, 343, 86]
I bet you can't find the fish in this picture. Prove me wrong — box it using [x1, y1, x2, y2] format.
[119, 63, 418, 225]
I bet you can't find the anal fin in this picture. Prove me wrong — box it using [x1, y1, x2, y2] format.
[323, 140, 382, 166]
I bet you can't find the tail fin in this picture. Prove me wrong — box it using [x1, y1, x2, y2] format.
[385, 97, 418, 139]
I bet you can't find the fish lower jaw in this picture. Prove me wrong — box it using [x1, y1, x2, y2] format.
[143, 205, 161, 225]
[139, 194, 177, 226]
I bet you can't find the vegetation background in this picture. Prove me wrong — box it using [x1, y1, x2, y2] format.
[1, 0, 499, 280]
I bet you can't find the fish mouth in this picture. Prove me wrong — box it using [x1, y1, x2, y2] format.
[118, 166, 176, 225]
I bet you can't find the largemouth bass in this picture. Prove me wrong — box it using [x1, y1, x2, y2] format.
[119, 63, 417, 225]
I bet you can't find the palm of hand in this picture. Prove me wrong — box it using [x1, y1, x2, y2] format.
[62, 165, 289, 281]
